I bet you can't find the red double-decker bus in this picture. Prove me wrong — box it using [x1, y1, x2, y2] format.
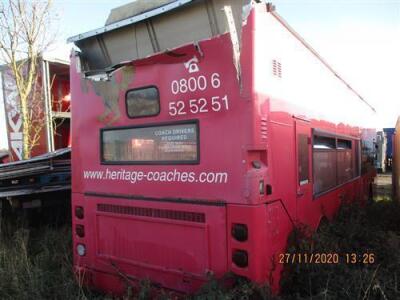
[68, 0, 376, 295]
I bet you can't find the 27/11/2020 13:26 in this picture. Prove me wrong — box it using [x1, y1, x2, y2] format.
[278, 253, 376, 264]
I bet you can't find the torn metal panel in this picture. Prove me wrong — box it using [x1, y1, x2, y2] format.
[69, 0, 252, 73]
[105, 0, 177, 25]
[80, 65, 135, 125]
[77, 43, 201, 126]
[224, 5, 241, 83]
[131, 44, 203, 66]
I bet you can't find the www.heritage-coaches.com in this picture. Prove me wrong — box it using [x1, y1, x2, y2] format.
[83, 168, 228, 184]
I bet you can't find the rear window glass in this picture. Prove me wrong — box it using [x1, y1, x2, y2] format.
[101, 122, 199, 164]
[126, 87, 159, 118]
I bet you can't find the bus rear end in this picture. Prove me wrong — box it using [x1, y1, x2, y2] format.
[69, 0, 270, 294]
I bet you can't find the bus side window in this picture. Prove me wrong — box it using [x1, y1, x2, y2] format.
[313, 135, 337, 195]
[298, 134, 309, 185]
[354, 140, 361, 176]
[337, 139, 353, 184]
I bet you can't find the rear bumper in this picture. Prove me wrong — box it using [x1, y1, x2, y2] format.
[72, 193, 291, 294]
[74, 265, 204, 295]
[72, 193, 228, 293]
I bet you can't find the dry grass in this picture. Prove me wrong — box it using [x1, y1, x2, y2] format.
[280, 200, 400, 300]
[0, 225, 88, 299]
[0, 199, 399, 299]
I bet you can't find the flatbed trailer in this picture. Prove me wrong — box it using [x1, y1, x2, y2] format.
[0, 148, 71, 209]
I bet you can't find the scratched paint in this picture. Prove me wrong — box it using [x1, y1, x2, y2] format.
[81, 65, 135, 125]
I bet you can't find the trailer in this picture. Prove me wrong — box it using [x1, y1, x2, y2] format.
[0, 56, 71, 161]
[0, 55, 71, 214]
[68, 0, 376, 294]
[0, 148, 70, 212]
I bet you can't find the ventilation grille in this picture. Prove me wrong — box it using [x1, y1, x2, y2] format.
[97, 204, 206, 223]
[260, 117, 268, 141]
[272, 59, 282, 78]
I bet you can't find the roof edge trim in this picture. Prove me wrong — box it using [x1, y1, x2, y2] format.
[67, 0, 194, 44]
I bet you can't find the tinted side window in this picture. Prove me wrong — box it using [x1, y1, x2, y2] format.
[354, 140, 361, 177]
[126, 87, 159, 118]
[313, 135, 336, 149]
[337, 139, 352, 149]
[313, 133, 359, 196]
[337, 139, 353, 184]
[313, 135, 337, 195]
[298, 134, 309, 185]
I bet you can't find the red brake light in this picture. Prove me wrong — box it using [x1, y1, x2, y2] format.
[75, 206, 84, 219]
[76, 224, 85, 238]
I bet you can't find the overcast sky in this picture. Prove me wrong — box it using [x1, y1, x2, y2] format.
[0, 0, 399, 150]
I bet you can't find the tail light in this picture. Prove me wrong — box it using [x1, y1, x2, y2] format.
[231, 224, 248, 242]
[232, 250, 248, 268]
[75, 206, 84, 219]
[76, 224, 85, 238]
[266, 184, 272, 195]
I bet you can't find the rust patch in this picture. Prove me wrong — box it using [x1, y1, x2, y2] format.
[80, 66, 135, 126]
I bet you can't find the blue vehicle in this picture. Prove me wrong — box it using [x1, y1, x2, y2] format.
[384, 128, 395, 171]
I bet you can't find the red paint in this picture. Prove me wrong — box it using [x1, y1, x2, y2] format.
[70, 5, 376, 295]
[51, 77, 70, 113]
[0, 153, 9, 164]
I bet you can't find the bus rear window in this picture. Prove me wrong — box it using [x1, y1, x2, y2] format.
[126, 86, 159, 118]
[101, 122, 199, 164]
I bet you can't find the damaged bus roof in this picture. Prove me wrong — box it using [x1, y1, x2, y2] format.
[67, 0, 251, 72]
[67, 0, 194, 44]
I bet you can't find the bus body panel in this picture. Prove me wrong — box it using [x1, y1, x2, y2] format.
[71, 32, 263, 205]
[70, 1, 376, 295]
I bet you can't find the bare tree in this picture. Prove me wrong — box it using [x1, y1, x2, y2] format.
[0, 0, 55, 159]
